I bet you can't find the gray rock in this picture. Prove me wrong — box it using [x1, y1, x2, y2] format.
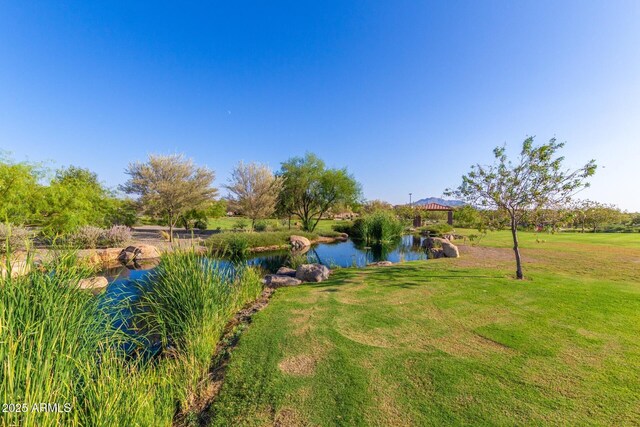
[118, 246, 140, 264]
[422, 237, 436, 250]
[264, 274, 303, 288]
[295, 263, 330, 282]
[429, 248, 445, 259]
[276, 267, 297, 277]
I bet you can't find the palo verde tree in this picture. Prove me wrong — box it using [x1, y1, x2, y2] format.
[121, 154, 217, 242]
[446, 137, 596, 279]
[278, 153, 361, 232]
[42, 166, 115, 235]
[225, 161, 283, 230]
[0, 152, 46, 225]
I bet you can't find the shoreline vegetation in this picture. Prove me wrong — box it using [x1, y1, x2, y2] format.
[0, 250, 263, 427]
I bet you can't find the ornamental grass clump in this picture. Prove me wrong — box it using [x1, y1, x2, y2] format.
[351, 211, 404, 244]
[136, 251, 263, 414]
[103, 225, 132, 246]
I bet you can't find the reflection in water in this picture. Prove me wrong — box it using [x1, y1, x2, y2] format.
[98, 235, 429, 354]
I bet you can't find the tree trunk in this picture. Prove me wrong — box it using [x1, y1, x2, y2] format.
[168, 212, 174, 243]
[510, 215, 523, 280]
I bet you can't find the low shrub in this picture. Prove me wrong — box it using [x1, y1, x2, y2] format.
[0, 223, 33, 253]
[332, 221, 353, 234]
[253, 220, 268, 232]
[70, 225, 104, 249]
[233, 219, 249, 232]
[420, 222, 454, 236]
[103, 225, 132, 246]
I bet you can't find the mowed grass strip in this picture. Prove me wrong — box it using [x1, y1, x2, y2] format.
[206, 232, 640, 426]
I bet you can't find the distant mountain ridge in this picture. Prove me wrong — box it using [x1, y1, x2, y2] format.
[412, 197, 465, 207]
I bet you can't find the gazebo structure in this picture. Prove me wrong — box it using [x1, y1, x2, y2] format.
[412, 203, 454, 227]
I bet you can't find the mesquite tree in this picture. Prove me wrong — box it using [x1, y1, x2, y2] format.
[224, 161, 283, 229]
[446, 137, 596, 279]
[278, 153, 361, 232]
[121, 154, 217, 242]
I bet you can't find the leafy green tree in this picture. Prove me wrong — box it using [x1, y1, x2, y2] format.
[446, 137, 596, 279]
[106, 198, 139, 227]
[578, 201, 622, 232]
[208, 199, 228, 218]
[277, 153, 361, 232]
[121, 154, 217, 242]
[41, 166, 114, 235]
[453, 205, 482, 228]
[178, 208, 209, 230]
[393, 205, 415, 222]
[0, 153, 46, 224]
[362, 199, 393, 214]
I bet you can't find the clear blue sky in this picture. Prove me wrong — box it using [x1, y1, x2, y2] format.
[1, 1, 639, 210]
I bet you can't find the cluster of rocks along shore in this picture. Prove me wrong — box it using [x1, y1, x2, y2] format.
[263, 263, 331, 288]
[3, 233, 460, 291]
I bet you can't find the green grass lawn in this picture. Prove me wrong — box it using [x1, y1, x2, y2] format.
[206, 231, 640, 425]
[455, 227, 640, 249]
[206, 216, 350, 235]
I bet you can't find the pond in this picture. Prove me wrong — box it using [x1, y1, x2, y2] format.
[98, 235, 430, 355]
[102, 235, 429, 285]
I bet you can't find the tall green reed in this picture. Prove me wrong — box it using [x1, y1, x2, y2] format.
[1, 249, 262, 427]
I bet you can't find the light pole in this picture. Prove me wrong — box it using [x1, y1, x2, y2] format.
[409, 193, 412, 208]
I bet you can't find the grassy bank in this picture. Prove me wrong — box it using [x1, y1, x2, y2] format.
[206, 231, 640, 425]
[0, 251, 262, 427]
[206, 216, 351, 234]
[206, 229, 348, 256]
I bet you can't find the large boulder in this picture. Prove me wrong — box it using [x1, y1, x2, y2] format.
[100, 248, 124, 264]
[264, 274, 303, 288]
[136, 244, 161, 260]
[295, 263, 330, 282]
[422, 237, 459, 258]
[435, 238, 459, 258]
[336, 233, 349, 241]
[118, 244, 160, 264]
[276, 266, 297, 277]
[78, 276, 109, 290]
[290, 235, 311, 251]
